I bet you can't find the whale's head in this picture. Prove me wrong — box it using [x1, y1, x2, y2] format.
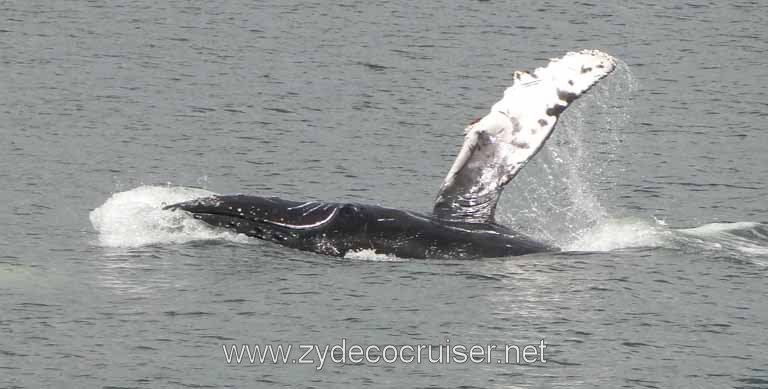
[164, 195, 344, 245]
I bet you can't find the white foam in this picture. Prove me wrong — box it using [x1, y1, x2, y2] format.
[89, 185, 249, 248]
[343, 249, 407, 262]
[564, 219, 768, 260]
[567, 217, 670, 252]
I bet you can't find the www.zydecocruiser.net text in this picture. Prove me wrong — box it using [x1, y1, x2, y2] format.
[223, 338, 547, 370]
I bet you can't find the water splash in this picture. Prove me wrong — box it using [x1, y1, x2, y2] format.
[343, 249, 408, 262]
[495, 62, 768, 261]
[89, 185, 248, 248]
[567, 217, 672, 252]
[561, 216, 768, 262]
[500, 60, 638, 248]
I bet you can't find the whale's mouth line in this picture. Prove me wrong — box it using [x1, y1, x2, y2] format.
[184, 211, 293, 242]
[185, 211, 254, 226]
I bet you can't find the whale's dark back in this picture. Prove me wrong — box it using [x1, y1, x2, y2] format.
[166, 195, 556, 259]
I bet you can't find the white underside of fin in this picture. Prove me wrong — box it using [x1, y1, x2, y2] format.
[434, 50, 617, 223]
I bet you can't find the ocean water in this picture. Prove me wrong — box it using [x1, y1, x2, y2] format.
[2, 1, 767, 388]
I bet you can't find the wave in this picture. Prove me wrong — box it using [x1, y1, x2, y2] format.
[676, 222, 768, 259]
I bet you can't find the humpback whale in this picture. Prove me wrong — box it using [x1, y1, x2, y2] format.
[167, 50, 617, 259]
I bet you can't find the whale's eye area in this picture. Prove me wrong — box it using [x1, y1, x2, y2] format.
[340, 204, 360, 217]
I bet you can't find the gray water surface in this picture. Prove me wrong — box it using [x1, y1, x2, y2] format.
[2, 1, 767, 388]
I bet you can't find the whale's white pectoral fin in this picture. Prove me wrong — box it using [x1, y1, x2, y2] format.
[433, 49, 617, 223]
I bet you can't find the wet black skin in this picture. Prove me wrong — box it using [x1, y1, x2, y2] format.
[165, 195, 557, 259]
